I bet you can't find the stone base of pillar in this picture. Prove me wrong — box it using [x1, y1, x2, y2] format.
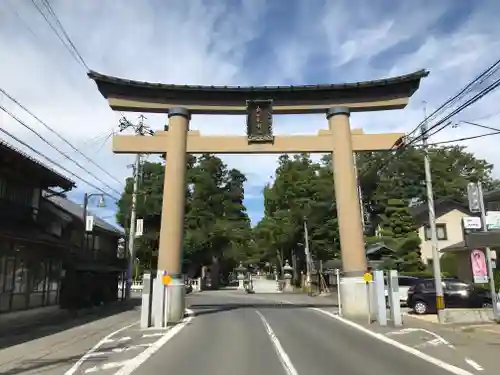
[237, 279, 245, 290]
[151, 271, 186, 327]
[339, 276, 370, 318]
[167, 279, 186, 323]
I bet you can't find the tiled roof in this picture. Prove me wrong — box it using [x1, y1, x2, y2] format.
[47, 194, 124, 236]
[88, 69, 430, 93]
[0, 138, 75, 189]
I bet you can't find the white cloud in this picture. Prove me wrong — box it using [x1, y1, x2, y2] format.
[1, 0, 500, 226]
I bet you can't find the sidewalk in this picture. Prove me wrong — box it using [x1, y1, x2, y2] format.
[0, 308, 140, 375]
[0, 298, 141, 350]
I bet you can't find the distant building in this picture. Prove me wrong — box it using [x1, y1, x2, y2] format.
[410, 199, 471, 265]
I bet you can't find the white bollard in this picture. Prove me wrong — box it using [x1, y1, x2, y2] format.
[373, 270, 387, 326]
[387, 270, 402, 327]
[140, 272, 153, 328]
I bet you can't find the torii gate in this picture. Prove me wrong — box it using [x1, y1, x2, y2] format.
[88, 69, 429, 324]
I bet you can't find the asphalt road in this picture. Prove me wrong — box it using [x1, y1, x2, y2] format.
[3, 292, 493, 375]
[135, 291, 477, 375]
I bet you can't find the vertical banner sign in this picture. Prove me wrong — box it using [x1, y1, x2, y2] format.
[85, 215, 94, 232]
[470, 249, 489, 283]
[136, 218, 144, 237]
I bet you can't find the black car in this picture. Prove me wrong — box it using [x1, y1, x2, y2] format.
[407, 277, 492, 314]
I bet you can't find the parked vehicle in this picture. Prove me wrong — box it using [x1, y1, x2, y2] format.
[384, 276, 420, 306]
[407, 278, 492, 314]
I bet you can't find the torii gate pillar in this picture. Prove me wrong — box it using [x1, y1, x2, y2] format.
[152, 108, 190, 326]
[328, 107, 368, 316]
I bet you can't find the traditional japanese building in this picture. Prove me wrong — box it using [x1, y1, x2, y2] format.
[0, 139, 126, 314]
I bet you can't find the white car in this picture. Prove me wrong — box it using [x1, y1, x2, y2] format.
[384, 276, 420, 306]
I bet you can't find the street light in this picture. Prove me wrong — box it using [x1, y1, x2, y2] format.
[82, 193, 106, 251]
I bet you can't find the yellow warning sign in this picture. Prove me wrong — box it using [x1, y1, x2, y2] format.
[162, 274, 172, 285]
[363, 272, 373, 283]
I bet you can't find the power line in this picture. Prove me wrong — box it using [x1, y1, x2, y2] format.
[5, 0, 37, 37]
[0, 125, 119, 201]
[0, 104, 122, 197]
[413, 75, 500, 145]
[405, 57, 500, 140]
[460, 120, 500, 133]
[359, 69, 500, 182]
[29, 0, 88, 70]
[39, 0, 89, 70]
[428, 130, 500, 146]
[0, 88, 123, 186]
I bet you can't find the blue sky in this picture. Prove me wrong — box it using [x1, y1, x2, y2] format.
[1, 0, 500, 227]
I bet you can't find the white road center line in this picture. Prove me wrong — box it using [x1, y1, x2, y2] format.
[255, 310, 299, 375]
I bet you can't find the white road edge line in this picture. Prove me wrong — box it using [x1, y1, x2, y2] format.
[64, 320, 139, 375]
[113, 309, 195, 375]
[255, 310, 299, 375]
[311, 308, 475, 375]
[465, 358, 484, 371]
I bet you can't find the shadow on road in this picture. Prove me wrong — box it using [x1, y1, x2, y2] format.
[1, 354, 85, 375]
[0, 298, 141, 350]
[189, 302, 338, 317]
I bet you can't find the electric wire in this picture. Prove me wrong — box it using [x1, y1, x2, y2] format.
[0, 104, 122, 197]
[0, 126, 119, 201]
[5, 0, 37, 37]
[428, 130, 500, 146]
[412, 75, 500, 145]
[359, 70, 500, 181]
[39, 0, 90, 70]
[29, 0, 87, 70]
[0, 88, 123, 186]
[405, 58, 500, 140]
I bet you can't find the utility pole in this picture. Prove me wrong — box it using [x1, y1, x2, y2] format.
[303, 218, 312, 295]
[125, 154, 140, 299]
[119, 115, 153, 299]
[421, 102, 445, 323]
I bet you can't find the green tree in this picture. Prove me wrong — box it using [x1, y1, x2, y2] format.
[367, 198, 423, 271]
[116, 154, 251, 282]
[254, 153, 339, 278]
[358, 144, 497, 269]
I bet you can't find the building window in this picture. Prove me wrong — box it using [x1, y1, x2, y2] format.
[424, 223, 448, 241]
